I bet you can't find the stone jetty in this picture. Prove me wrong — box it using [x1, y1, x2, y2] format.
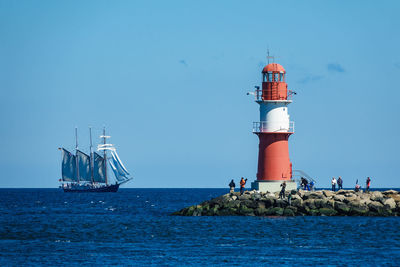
[172, 189, 400, 217]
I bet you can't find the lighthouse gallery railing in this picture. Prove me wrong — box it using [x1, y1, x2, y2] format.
[255, 88, 295, 101]
[253, 121, 295, 133]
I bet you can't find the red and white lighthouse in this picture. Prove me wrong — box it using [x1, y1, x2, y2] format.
[250, 62, 297, 192]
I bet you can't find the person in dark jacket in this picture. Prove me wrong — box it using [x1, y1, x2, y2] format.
[366, 177, 371, 192]
[279, 181, 286, 199]
[300, 177, 307, 190]
[337, 177, 343, 190]
[229, 179, 235, 193]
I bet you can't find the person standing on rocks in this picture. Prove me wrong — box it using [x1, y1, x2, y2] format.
[331, 177, 337, 191]
[239, 177, 247, 195]
[355, 180, 361, 192]
[229, 179, 235, 193]
[279, 181, 286, 199]
[337, 177, 343, 190]
[366, 177, 371, 192]
[301, 177, 309, 190]
[300, 177, 305, 189]
[310, 180, 315, 191]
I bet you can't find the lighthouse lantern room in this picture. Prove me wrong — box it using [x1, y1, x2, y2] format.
[250, 61, 297, 192]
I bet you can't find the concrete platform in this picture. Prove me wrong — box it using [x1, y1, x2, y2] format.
[251, 180, 297, 193]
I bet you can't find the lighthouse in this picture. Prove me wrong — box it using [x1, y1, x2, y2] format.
[250, 61, 297, 192]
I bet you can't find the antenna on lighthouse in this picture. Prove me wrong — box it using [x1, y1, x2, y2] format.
[267, 49, 275, 64]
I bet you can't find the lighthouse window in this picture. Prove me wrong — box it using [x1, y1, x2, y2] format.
[274, 73, 279, 81]
[263, 74, 268, 82]
[268, 73, 273, 81]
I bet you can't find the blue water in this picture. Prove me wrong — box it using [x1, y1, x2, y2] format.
[1, 188, 400, 266]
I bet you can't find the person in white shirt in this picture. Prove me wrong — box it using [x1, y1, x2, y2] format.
[331, 177, 337, 192]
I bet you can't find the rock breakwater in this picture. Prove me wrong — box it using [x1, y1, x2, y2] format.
[172, 189, 400, 217]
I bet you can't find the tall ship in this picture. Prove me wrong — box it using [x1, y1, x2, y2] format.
[59, 127, 132, 192]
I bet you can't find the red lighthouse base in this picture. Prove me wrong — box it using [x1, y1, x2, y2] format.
[251, 132, 296, 192]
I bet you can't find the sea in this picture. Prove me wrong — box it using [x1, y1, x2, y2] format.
[0, 188, 400, 266]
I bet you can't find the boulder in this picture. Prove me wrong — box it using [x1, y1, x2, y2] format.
[313, 199, 325, 209]
[270, 207, 284, 216]
[283, 208, 295, 216]
[368, 201, 384, 212]
[337, 189, 348, 195]
[304, 199, 317, 210]
[321, 199, 335, 209]
[297, 190, 305, 198]
[370, 191, 384, 202]
[334, 201, 350, 214]
[291, 194, 302, 201]
[275, 199, 287, 208]
[286, 206, 298, 213]
[334, 195, 345, 202]
[303, 191, 324, 200]
[359, 193, 370, 200]
[185, 205, 196, 216]
[383, 198, 396, 210]
[218, 208, 237, 216]
[308, 209, 320, 216]
[225, 200, 241, 209]
[238, 204, 254, 216]
[238, 194, 251, 201]
[323, 190, 335, 198]
[319, 208, 337, 216]
[251, 193, 262, 201]
[344, 192, 356, 197]
[242, 200, 258, 209]
[192, 207, 202, 216]
[348, 200, 363, 208]
[343, 195, 358, 204]
[314, 199, 334, 209]
[262, 197, 275, 208]
[257, 201, 266, 210]
[388, 194, 400, 202]
[383, 190, 398, 195]
[349, 205, 369, 216]
[291, 198, 303, 208]
[359, 198, 372, 206]
[255, 207, 268, 216]
[378, 209, 392, 216]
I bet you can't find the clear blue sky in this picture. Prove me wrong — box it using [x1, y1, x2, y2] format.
[1, 0, 399, 188]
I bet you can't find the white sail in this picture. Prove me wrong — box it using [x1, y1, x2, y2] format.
[109, 159, 127, 182]
[110, 151, 130, 177]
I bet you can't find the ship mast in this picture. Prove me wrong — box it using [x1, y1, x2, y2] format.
[89, 127, 94, 184]
[75, 127, 80, 183]
[103, 127, 108, 185]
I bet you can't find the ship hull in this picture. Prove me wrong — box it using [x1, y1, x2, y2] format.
[63, 184, 120, 193]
